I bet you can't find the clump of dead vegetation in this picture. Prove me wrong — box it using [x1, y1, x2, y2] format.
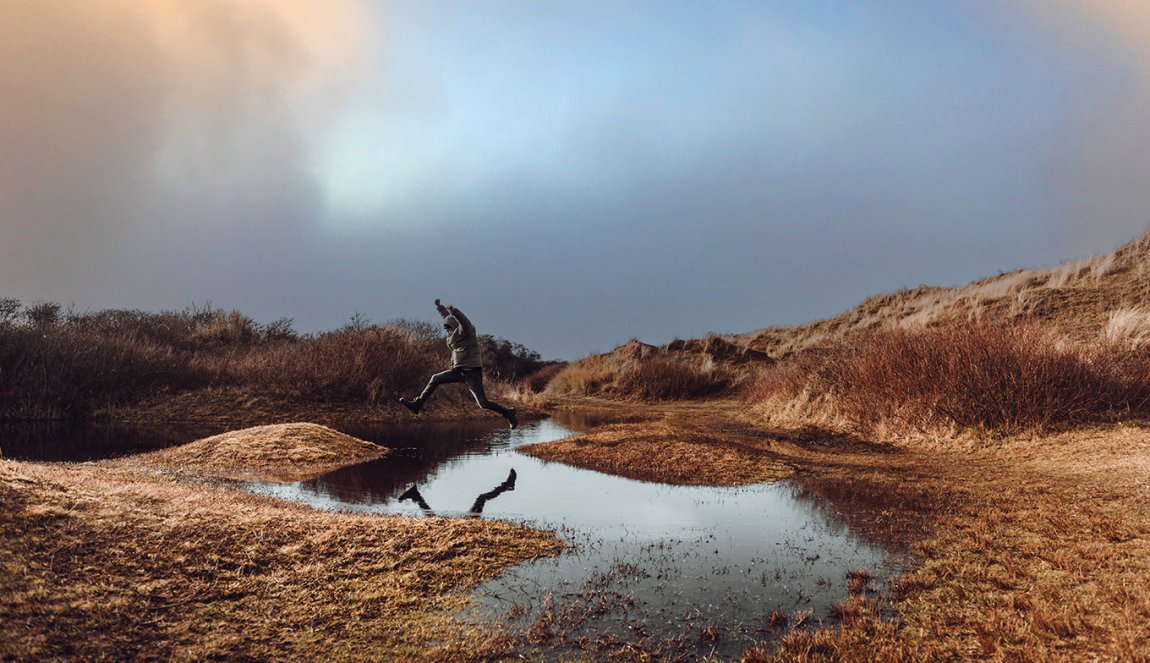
[0, 459, 562, 661]
[748, 320, 1150, 437]
[120, 423, 387, 482]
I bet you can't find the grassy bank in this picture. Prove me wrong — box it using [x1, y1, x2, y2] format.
[0, 458, 562, 661]
[765, 424, 1150, 661]
[111, 422, 389, 482]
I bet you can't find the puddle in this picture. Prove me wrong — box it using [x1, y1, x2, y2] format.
[245, 413, 904, 658]
[5, 413, 905, 658]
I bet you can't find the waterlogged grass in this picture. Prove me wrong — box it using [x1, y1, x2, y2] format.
[0, 459, 562, 661]
[5, 399, 1149, 660]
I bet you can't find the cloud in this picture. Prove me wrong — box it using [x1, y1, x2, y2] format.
[1009, 0, 1150, 248]
[0, 0, 369, 299]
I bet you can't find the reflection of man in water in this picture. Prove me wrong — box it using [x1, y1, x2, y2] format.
[399, 299, 518, 429]
[398, 468, 517, 515]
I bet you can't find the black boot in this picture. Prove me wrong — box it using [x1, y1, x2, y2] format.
[506, 409, 518, 430]
[399, 397, 422, 414]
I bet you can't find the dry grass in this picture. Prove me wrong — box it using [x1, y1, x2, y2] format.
[747, 321, 1150, 438]
[766, 424, 1150, 662]
[118, 423, 388, 482]
[520, 415, 793, 485]
[546, 340, 741, 402]
[0, 300, 548, 422]
[0, 458, 562, 661]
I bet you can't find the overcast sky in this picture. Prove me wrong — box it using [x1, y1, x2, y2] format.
[4, 1, 1150, 359]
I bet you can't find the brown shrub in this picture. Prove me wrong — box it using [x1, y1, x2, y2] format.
[613, 358, 735, 400]
[0, 323, 202, 420]
[522, 362, 568, 394]
[207, 325, 445, 405]
[547, 355, 735, 401]
[749, 322, 1150, 434]
[0, 299, 547, 420]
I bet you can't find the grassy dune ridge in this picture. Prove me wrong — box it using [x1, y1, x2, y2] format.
[546, 336, 764, 402]
[737, 230, 1150, 358]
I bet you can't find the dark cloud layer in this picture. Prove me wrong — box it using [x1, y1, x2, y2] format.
[4, 2, 1150, 360]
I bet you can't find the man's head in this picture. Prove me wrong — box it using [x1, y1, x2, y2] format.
[443, 315, 460, 333]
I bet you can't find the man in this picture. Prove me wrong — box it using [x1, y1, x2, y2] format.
[399, 299, 518, 429]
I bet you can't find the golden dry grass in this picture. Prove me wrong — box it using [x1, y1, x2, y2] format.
[520, 415, 793, 485]
[746, 321, 1150, 438]
[765, 423, 1150, 662]
[116, 422, 388, 482]
[0, 458, 562, 661]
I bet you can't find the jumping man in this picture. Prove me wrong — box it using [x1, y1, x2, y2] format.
[399, 299, 518, 429]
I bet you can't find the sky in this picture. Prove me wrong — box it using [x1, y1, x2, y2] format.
[4, 1, 1150, 359]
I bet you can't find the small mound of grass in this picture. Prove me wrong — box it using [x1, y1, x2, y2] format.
[519, 422, 793, 486]
[126, 422, 387, 481]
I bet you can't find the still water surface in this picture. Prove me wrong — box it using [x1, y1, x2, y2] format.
[6, 413, 902, 658]
[247, 413, 900, 658]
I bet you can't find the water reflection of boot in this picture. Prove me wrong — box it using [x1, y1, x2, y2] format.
[397, 484, 431, 510]
[469, 468, 517, 514]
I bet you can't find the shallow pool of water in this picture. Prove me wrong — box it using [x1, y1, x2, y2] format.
[244, 413, 901, 658]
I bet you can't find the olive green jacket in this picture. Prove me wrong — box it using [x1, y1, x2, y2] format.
[437, 303, 483, 368]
